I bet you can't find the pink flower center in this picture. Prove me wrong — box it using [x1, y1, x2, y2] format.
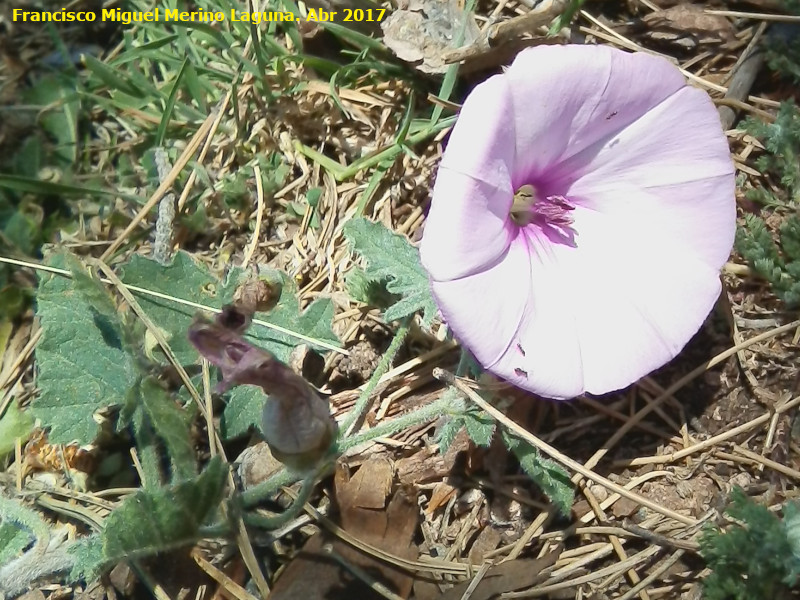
[510, 185, 577, 245]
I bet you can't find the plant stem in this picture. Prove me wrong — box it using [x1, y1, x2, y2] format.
[240, 466, 299, 508]
[337, 393, 460, 454]
[294, 116, 456, 182]
[341, 319, 411, 436]
[239, 392, 463, 508]
[242, 473, 317, 529]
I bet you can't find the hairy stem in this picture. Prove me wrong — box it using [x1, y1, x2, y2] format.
[341, 319, 410, 436]
[238, 391, 463, 509]
[239, 465, 300, 509]
[337, 393, 461, 454]
[241, 474, 317, 529]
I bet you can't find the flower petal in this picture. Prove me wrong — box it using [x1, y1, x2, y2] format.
[421, 74, 517, 282]
[489, 207, 722, 398]
[429, 235, 534, 369]
[421, 169, 516, 281]
[552, 85, 735, 268]
[505, 45, 688, 184]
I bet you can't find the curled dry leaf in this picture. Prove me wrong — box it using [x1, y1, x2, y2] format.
[188, 305, 337, 472]
[641, 3, 735, 51]
[381, 0, 480, 74]
[270, 458, 419, 600]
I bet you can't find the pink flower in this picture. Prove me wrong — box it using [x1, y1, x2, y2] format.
[420, 45, 735, 399]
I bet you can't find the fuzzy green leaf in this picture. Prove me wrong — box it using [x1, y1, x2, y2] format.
[0, 402, 34, 460]
[434, 391, 468, 454]
[345, 267, 400, 308]
[343, 217, 437, 327]
[0, 521, 30, 569]
[764, 23, 800, 84]
[744, 101, 800, 204]
[220, 386, 263, 440]
[737, 215, 783, 271]
[0, 494, 47, 568]
[501, 432, 573, 516]
[33, 256, 139, 444]
[436, 417, 462, 456]
[463, 409, 496, 448]
[781, 216, 800, 263]
[118, 252, 225, 364]
[119, 251, 339, 363]
[700, 488, 800, 599]
[737, 211, 800, 307]
[131, 394, 163, 489]
[68, 536, 105, 582]
[784, 500, 800, 570]
[243, 284, 339, 362]
[71, 458, 227, 580]
[138, 377, 197, 481]
[435, 394, 496, 452]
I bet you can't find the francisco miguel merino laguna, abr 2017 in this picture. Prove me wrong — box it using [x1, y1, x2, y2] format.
[10, 7, 338, 24]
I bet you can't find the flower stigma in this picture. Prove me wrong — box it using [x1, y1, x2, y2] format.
[510, 184, 577, 243]
[510, 184, 537, 226]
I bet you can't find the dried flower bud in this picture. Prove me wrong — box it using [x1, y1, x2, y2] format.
[233, 277, 282, 315]
[188, 305, 337, 471]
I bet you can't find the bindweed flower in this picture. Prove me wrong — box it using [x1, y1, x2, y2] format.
[188, 306, 337, 471]
[420, 44, 736, 399]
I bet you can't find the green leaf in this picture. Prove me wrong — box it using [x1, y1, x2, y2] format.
[435, 391, 494, 453]
[138, 377, 197, 481]
[0, 174, 140, 202]
[0, 494, 47, 568]
[244, 288, 339, 362]
[2, 202, 41, 255]
[744, 101, 800, 204]
[345, 268, 401, 309]
[0, 520, 31, 569]
[119, 251, 222, 364]
[781, 216, 800, 263]
[784, 500, 800, 566]
[343, 217, 437, 327]
[0, 402, 35, 460]
[436, 416, 463, 455]
[130, 392, 163, 489]
[23, 75, 80, 166]
[119, 251, 339, 363]
[700, 488, 799, 599]
[65, 255, 125, 334]
[71, 458, 227, 580]
[68, 536, 105, 582]
[220, 386, 262, 440]
[33, 255, 139, 444]
[501, 431, 574, 517]
[463, 409, 496, 447]
[83, 54, 149, 98]
[155, 58, 191, 147]
[12, 137, 44, 179]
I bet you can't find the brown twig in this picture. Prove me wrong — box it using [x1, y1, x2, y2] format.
[718, 23, 767, 130]
[443, 0, 569, 65]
